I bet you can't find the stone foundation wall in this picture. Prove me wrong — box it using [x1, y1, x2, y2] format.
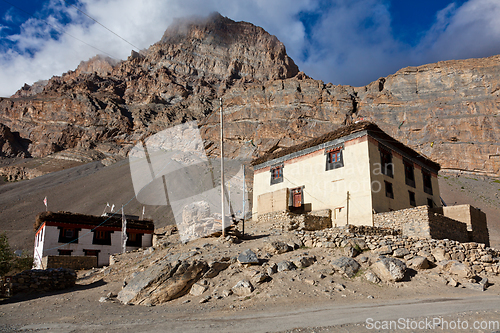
[293, 228, 500, 276]
[373, 206, 471, 243]
[42, 255, 97, 270]
[373, 206, 429, 234]
[427, 211, 469, 243]
[10, 268, 76, 295]
[258, 210, 332, 231]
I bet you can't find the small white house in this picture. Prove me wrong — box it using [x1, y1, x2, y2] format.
[33, 211, 154, 269]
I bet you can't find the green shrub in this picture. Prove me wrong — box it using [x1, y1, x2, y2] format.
[0, 233, 13, 276]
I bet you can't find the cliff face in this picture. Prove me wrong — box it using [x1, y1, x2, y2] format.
[0, 13, 499, 176]
[356, 57, 500, 175]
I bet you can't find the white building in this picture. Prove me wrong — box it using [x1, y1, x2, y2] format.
[33, 211, 154, 268]
[251, 122, 442, 226]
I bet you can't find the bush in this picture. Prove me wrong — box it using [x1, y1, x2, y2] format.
[0, 233, 13, 276]
[0, 233, 33, 276]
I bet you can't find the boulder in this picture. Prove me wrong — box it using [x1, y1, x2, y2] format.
[277, 261, 296, 272]
[117, 259, 208, 305]
[232, 280, 254, 296]
[238, 249, 259, 265]
[203, 260, 231, 278]
[264, 241, 292, 254]
[408, 256, 430, 270]
[252, 272, 270, 284]
[431, 247, 450, 262]
[365, 271, 381, 284]
[267, 263, 278, 275]
[331, 257, 360, 278]
[374, 245, 392, 255]
[371, 257, 406, 282]
[291, 256, 316, 268]
[463, 282, 485, 291]
[344, 245, 359, 258]
[392, 248, 410, 258]
[189, 283, 208, 296]
[442, 260, 472, 278]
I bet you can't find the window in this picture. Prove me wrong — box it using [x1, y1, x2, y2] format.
[83, 249, 100, 263]
[270, 165, 283, 185]
[404, 160, 415, 187]
[58, 250, 72, 256]
[427, 198, 434, 208]
[92, 229, 112, 245]
[385, 181, 394, 199]
[58, 227, 80, 244]
[379, 148, 393, 177]
[126, 232, 143, 247]
[409, 191, 416, 206]
[422, 169, 433, 195]
[326, 147, 344, 171]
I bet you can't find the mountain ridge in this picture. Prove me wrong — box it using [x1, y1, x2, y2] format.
[0, 13, 499, 177]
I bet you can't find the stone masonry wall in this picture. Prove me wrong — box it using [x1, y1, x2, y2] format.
[258, 210, 332, 231]
[10, 268, 76, 295]
[374, 205, 471, 243]
[293, 228, 500, 276]
[373, 206, 429, 236]
[427, 211, 469, 243]
[42, 255, 97, 270]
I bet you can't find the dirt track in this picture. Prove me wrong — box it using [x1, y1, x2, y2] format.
[1, 282, 499, 333]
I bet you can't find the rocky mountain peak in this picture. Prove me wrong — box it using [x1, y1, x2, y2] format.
[155, 12, 299, 82]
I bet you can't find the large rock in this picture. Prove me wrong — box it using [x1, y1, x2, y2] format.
[331, 257, 360, 278]
[291, 256, 316, 269]
[277, 260, 296, 272]
[264, 241, 292, 254]
[371, 257, 406, 282]
[441, 260, 472, 278]
[117, 259, 208, 305]
[238, 249, 259, 265]
[203, 260, 231, 278]
[231, 280, 254, 296]
[408, 256, 430, 270]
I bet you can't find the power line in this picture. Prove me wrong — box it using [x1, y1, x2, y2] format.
[1, 0, 119, 59]
[61, 0, 141, 51]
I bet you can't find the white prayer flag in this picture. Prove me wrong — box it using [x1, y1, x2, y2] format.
[121, 208, 127, 254]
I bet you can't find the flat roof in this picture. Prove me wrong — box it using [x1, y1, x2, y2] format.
[34, 211, 155, 232]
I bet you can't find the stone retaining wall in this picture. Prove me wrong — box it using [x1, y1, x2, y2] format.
[42, 255, 97, 270]
[10, 268, 76, 295]
[258, 210, 332, 231]
[293, 228, 500, 276]
[373, 206, 470, 243]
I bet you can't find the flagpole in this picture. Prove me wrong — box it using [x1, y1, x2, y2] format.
[220, 97, 225, 237]
[121, 208, 127, 254]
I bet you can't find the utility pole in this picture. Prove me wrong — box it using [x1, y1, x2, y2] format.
[346, 191, 350, 226]
[220, 97, 225, 237]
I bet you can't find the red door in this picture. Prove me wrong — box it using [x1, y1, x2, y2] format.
[293, 189, 302, 207]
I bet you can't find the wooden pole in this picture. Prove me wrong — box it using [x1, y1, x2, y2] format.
[346, 191, 350, 226]
[220, 97, 225, 237]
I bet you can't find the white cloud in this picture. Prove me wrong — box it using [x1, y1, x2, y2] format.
[418, 0, 500, 62]
[0, 0, 500, 96]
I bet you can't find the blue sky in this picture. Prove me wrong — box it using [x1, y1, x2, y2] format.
[0, 0, 499, 97]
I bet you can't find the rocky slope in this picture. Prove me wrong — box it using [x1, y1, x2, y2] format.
[0, 12, 499, 177]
